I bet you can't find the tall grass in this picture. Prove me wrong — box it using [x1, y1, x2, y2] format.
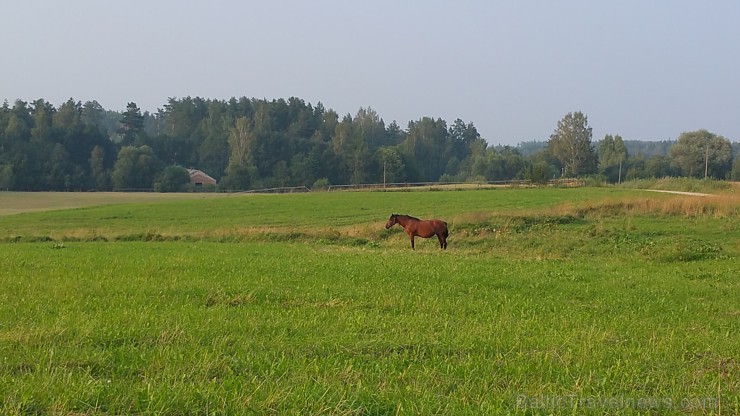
[567, 195, 740, 219]
[618, 177, 734, 193]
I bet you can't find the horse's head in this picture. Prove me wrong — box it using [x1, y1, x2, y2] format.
[385, 214, 398, 229]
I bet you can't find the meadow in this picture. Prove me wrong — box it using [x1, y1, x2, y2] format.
[0, 186, 737, 414]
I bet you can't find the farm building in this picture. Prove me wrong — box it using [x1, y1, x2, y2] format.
[187, 169, 217, 187]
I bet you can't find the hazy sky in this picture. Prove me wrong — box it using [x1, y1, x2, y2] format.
[2, 1, 738, 145]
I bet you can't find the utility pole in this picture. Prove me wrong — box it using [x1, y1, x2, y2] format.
[383, 161, 387, 189]
[705, 141, 709, 179]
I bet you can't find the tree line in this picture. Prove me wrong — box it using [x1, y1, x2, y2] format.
[0, 97, 738, 192]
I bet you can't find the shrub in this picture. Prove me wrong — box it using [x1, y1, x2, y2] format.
[155, 166, 191, 192]
[312, 178, 331, 190]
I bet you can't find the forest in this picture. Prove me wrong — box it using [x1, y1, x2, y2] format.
[0, 96, 738, 192]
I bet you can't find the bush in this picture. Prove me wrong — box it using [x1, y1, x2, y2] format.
[582, 174, 607, 187]
[524, 161, 554, 184]
[155, 166, 191, 192]
[312, 178, 331, 190]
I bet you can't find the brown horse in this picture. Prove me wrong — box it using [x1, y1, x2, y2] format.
[385, 213, 448, 250]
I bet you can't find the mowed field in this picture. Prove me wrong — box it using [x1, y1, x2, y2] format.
[0, 188, 737, 415]
[0, 192, 228, 217]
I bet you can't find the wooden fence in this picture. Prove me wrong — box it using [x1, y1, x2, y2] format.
[325, 178, 584, 192]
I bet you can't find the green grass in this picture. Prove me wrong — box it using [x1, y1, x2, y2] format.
[0, 187, 647, 242]
[0, 188, 737, 414]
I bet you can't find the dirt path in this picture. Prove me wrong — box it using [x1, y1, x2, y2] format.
[642, 189, 711, 197]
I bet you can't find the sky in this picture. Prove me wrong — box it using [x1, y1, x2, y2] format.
[2, 1, 739, 146]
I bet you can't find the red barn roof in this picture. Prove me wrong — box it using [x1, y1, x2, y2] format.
[188, 169, 217, 186]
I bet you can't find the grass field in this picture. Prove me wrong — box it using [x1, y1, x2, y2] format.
[0, 187, 737, 414]
[0, 192, 228, 217]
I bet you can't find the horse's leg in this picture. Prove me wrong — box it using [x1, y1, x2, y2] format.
[437, 233, 447, 249]
[403, 229, 415, 250]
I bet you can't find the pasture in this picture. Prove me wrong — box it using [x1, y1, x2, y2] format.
[0, 187, 737, 414]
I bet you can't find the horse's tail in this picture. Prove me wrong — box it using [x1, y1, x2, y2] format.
[443, 221, 449, 238]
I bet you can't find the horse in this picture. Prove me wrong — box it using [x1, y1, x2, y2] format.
[385, 213, 448, 250]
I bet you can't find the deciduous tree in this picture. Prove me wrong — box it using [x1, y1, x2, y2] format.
[112, 145, 162, 190]
[376, 147, 405, 184]
[548, 111, 597, 177]
[668, 130, 732, 179]
[0, 164, 15, 190]
[89, 145, 110, 190]
[599, 134, 627, 182]
[155, 165, 191, 192]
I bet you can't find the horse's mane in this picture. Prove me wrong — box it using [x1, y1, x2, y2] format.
[394, 213, 420, 221]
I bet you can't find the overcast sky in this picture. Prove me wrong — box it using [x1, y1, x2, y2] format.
[2, 1, 738, 145]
